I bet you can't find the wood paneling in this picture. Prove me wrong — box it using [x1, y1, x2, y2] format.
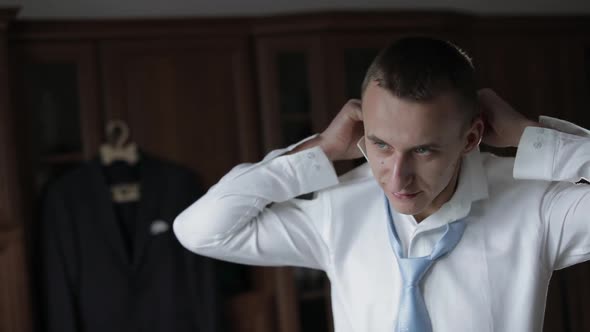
[0, 8, 20, 227]
[0, 227, 31, 332]
[9, 41, 103, 194]
[2, 11, 590, 332]
[100, 36, 259, 188]
[256, 35, 325, 152]
[0, 8, 31, 332]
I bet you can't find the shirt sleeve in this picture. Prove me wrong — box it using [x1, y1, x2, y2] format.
[514, 116, 590, 270]
[173, 138, 339, 270]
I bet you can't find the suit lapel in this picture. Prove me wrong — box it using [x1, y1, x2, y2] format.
[132, 156, 161, 268]
[88, 159, 130, 263]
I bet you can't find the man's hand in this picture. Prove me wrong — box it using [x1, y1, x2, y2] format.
[289, 99, 364, 160]
[478, 88, 542, 148]
[318, 99, 364, 160]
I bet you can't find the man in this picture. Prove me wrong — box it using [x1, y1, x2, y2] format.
[174, 37, 590, 331]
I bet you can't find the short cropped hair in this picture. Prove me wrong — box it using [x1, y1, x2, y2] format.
[361, 36, 479, 120]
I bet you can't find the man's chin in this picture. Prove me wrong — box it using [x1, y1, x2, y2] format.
[393, 206, 423, 216]
[387, 198, 427, 216]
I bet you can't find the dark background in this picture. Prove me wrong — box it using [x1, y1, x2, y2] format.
[1, 5, 590, 332]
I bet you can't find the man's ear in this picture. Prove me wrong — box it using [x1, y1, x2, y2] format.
[462, 116, 484, 155]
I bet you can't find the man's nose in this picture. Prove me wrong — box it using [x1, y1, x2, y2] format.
[386, 154, 414, 191]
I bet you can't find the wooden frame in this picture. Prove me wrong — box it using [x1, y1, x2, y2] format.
[0, 7, 32, 332]
[2, 10, 590, 332]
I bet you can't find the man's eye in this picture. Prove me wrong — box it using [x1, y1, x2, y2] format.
[374, 142, 389, 150]
[414, 147, 431, 155]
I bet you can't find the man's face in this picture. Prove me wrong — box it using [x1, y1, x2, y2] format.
[361, 82, 481, 221]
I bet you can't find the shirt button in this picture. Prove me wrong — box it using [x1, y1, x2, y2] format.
[307, 152, 315, 159]
[533, 141, 543, 149]
[314, 164, 321, 170]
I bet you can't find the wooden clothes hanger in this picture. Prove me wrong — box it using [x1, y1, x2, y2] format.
[99, 120, 141, 204]
[100, 120, 139, 165]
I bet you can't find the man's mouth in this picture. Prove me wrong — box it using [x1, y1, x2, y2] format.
[392, 191, 420, 200]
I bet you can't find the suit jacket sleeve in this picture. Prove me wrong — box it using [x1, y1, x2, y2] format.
[514, 116, 590, 270]
[173, 138, 339, 270]
[40, 183, 81, 332]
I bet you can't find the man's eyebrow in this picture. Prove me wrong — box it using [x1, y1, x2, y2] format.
[366, 134, 385, 143]
[366, 134, 442, 149]
[413, 143, 442, 150]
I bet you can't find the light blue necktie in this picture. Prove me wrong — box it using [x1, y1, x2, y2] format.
[384, 196, 466, 332]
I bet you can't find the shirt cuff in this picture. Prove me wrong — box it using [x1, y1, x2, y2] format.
[514, 116, 587, 181]
[514, 126, 557, 180]
[262, 134, 320, 162]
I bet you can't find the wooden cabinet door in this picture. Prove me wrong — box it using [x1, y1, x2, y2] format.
[100, 37, 260, 188]
[0, 8, 31, 332]
[0, 228, 31, 332]
[100, 38, 269, 330]
[8, 38, 104, 332]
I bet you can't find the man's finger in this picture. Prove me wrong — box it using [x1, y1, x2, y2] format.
[352, 108, 363, 122]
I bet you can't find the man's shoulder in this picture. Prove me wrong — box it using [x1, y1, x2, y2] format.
[480, 152, 516, 180]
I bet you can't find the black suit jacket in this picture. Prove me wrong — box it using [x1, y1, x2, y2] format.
[40, 154, 218, 332]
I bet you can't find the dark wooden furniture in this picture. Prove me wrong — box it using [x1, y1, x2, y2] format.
[1, 10, 590, 332]
[0, 8, 33, 332]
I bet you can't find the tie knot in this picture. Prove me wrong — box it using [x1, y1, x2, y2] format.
[397, 258, 434, 285]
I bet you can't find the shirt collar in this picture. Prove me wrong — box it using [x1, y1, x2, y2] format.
[457, 147, 489, 206]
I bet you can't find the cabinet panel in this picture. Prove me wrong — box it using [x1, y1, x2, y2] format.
[0, 9, 29, 332]
[8, 40, 102, 332]
[473, 37, 566, 120]
[100, 38, 259, 188]
[100, 40, 262, 330]
[10, 42, 102, 194]
[277, 52, 314, 146]
[256, 36, 326, 152]
[0, 39, 12, 225]
[21, 63, 82, 155]
[0, 227, 31, 332]
[0, 12, 18, 226]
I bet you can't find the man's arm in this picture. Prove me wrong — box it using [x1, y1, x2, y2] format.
[173, 100, 364, 269]
[515, 118, 590, 270]
[173, 144, 338, 269]
[479, 88, 590, 271]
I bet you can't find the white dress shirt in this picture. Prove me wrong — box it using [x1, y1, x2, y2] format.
[174, 116, 590, 332]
